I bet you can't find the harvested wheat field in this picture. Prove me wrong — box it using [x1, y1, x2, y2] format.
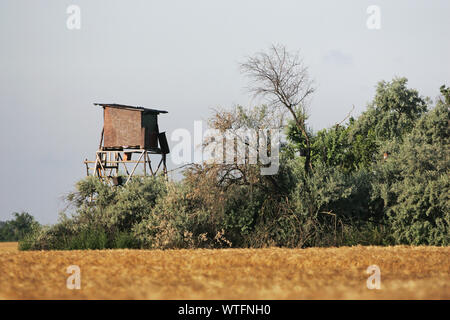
[0, 242, 448, 299]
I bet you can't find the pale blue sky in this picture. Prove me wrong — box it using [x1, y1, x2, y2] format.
[1, 0, 449, 224]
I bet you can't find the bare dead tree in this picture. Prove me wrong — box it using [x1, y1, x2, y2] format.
[240, 44, 315, 172]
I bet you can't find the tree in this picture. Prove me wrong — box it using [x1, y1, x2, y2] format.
[200, 104, 285, 193]
[240, 44, 315, 173]
[0, 212, 39, 241]
[439, 84, 450, 105]
[348, 77, 429, 168]
[374, 90, 449, 245]
[350, 77, 428, 143]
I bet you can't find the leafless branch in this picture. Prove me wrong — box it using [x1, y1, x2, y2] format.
[240, 44, 315, 172]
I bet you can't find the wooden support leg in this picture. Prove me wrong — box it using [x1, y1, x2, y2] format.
[163, 154, 167, 178]
[144, 151, 147, 177]
[85, 160, 89, 177]
[147, 153, 154, 176]
[96, 151, 106, 178]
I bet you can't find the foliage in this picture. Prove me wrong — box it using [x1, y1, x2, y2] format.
[20, 176, 167, 250]
[372, 90, 449, 245]
[20, 78, 449, 250]
[0, 212, 40, 242]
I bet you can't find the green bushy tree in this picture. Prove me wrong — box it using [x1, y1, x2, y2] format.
[0, 212, 40, 242]
[373, 87, 449, 245]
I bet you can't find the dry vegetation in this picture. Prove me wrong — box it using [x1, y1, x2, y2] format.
[0, 242, 448, 299]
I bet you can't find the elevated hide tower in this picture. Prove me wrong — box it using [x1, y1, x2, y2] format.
[84, 103, 169, 185]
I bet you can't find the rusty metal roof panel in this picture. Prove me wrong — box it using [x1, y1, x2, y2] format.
[93, 103, 168, 114]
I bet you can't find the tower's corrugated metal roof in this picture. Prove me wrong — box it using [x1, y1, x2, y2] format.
[94, 103, 168, 114]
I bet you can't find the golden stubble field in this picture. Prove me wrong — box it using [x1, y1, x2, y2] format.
[0, 242, 448, 299]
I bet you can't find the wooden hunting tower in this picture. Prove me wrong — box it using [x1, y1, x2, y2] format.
[84, 103, 170, 185]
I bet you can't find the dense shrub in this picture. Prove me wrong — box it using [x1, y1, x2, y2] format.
[372, 100, 449, 245]
[20, 79, 449, 250]
[0, 212, 40, 242]
[21, 176, 167, 250]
